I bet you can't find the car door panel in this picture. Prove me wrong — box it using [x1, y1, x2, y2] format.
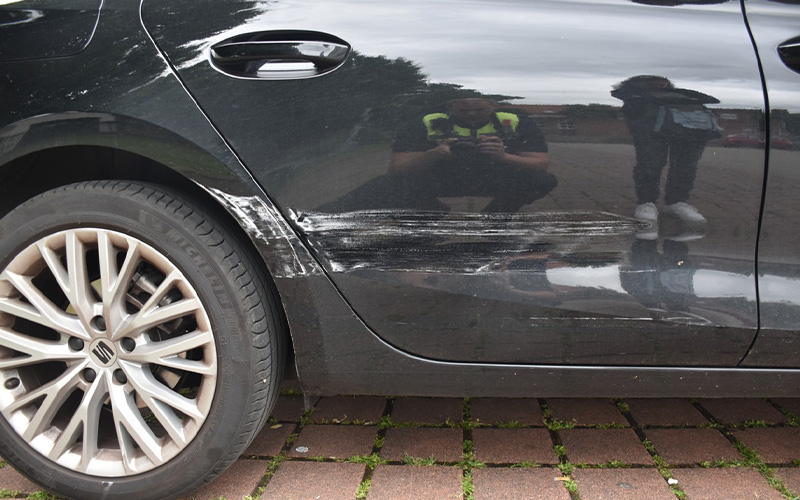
[142, 0, 765, 366]
[739, 0, 800, 367]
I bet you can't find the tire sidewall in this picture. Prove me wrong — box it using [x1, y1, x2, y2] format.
[0, 183, 263, 500]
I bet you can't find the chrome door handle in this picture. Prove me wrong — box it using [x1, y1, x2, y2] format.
[209, 30, 350, 80]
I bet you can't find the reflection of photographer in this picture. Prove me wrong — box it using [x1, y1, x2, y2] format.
[389, 98, 557, 212]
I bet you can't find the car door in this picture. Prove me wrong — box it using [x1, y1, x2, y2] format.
[739, 0, 800, 367]
[142, 0, 766, 366]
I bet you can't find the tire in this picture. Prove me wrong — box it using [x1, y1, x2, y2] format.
[0, 181, 285, 500]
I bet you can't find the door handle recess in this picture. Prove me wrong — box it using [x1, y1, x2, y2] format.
[778, 36, 800, 75]
[209, 30, 351, 80]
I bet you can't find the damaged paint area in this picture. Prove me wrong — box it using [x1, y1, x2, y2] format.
[207, 188, 323, 278]
[294, 209, 645, 273]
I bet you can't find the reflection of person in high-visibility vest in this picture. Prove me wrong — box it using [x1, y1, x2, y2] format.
[390, 98, 557, 212]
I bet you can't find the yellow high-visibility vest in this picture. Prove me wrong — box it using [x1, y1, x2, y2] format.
[423, 112, 520, 143]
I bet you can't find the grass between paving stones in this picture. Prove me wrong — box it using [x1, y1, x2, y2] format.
[347, 453, 386, 469]
[355, 479, 371, 500]
[728, 438, 797, 500]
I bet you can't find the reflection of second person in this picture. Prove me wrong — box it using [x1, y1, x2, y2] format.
[389, 98, 557, 212]
[612, 76, 720, 225]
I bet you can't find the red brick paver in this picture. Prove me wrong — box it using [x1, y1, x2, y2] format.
[626, 398, 708, 426]
[771, 398, 800, 418]
[0, 466, 40, 495]
[471, 398, 544, 426]
[368, 465, 463, 500]
[698, 399, 788, 425]
[311, 396, 386, 424]
[391, 397, 463, 424]
[546, 398, 626, 426]
[270, 394, 305, 422]
[560, 428, 654, 465]
[773, 468, 800, 498]
[644, 428, 741, 465]
[671, 467, 785, 500]
[732, 428, 800, 463]
[573, 468, 676, 500]
[472, 428, 558, 464]
[473, 467, 571, 500]
[381, 427, 463, 462]
[243, 423, 294, 456]
[185, 459, 266, 500]
[287, 424, 376, 459]
[261, 461, 364, 500]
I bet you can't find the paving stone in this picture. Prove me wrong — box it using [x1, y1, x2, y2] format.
[644, 428, 741, 465]
[392, 397, 463, 424]
[771, 399, 800, 418]
[368, 465, 462, 500]
[697, 399, 787, 425]
[279, 377, 303, 394]
[287, 425, 376, 459]
[732, 428, 800, 463]
[270, 394, 305, 422]
[559, 429, 653, 465]
[184, 459, 266, 500]
[671, 467, 784, 500]
[473, 467, 571, 500]
[311, 396, 386, 424]
[472, 428, 558, 464]
[261, 461, 364, 500]
[546, 398, 626, 426]
[381, 427, 463, 462]
[626, 398, 708, 427]
[0, 466, 40, 494]
[773, 468, 800, 498]
[573, 468, 675, 500]
[243, 423, 295, 457]
[471, 398, 544, 426]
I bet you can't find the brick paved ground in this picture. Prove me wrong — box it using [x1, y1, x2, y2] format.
[1, 382, 799, 500]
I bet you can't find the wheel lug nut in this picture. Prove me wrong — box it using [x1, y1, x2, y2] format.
[4, 378, 20, 390]
[114, 370, 127, 384]
[121, 338, 135, 352]
[83, 368, 97, 383]
[68, 337, 85, 351]
[91, 316, 106, 332]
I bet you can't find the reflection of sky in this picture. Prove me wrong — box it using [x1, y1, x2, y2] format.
[745, 1, 800, 113]
[233, 0, 765, 107]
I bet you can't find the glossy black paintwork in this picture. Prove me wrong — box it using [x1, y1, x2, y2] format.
[0, 0, 102, 62]
[740, 0, 800, 367]
[143, 0, 768, 366]
[1, 0, 799, 399]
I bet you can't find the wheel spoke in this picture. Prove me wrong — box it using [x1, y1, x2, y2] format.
[4, 362, 88, 440]
[0, 326, 84, 369]
[0, 271, 88, 340]
[111, 271, 201, 341]
[97, 232, 140, 333]
[65, 232, 100, 326]
[48, 374, 108, 469]
[123, 329, 215, 375]
[120, 361, 204, 421]
[109, 380, 164, 470]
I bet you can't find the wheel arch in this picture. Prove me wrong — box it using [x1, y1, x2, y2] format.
[0, 119, 300, 368]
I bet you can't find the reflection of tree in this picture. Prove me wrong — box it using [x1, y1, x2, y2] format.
[562, 104, 619, 120]
[227, 50, 520, 166]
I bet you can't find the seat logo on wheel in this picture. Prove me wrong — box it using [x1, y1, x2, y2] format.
[90, 339, 116, 366]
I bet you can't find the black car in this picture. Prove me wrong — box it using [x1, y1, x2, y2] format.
[0, 1, 799, 499]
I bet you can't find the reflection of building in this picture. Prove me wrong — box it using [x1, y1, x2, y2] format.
[510, 105, 785, 147]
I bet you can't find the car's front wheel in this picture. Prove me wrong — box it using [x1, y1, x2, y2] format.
[0, 181, 284, 500]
